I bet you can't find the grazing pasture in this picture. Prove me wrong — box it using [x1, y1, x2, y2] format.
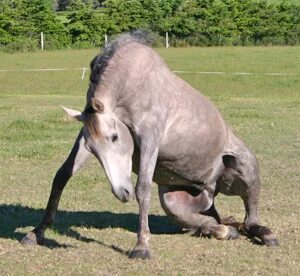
[0, 46, 299, 275]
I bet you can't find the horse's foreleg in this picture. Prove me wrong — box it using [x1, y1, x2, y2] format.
[159, 186, 239, 240]
[21, 129, 90, 245]
[129, 135, 159, 259]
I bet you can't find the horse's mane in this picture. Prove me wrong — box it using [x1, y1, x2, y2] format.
[84, 31, 152, 137]
[89, 30, 152, 88]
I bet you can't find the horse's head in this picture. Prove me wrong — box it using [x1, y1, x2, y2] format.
[63, 98, 135, 203]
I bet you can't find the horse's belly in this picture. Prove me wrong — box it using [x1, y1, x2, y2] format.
[153, 163, 196, 185]
[153, 156, 220, 186]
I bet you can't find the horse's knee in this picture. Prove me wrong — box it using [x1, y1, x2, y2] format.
[160, 186, 213, 214]
[159, 190, 186, 218]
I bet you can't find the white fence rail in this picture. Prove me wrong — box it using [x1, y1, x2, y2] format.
[0, 67, 297, 79]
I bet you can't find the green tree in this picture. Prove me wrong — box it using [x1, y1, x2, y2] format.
[102, 0, 146, 34]
[0, 0, 70, 51]
[1, 0, 300, 51]
[19, 0, 70, 49]
[67, 0, 108, 47]
[0, 1, 14, 45]
[56, 0, 71, 11]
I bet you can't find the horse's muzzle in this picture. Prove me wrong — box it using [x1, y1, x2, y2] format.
[119, 187, 134, 202]
[112, 184, 135, 203]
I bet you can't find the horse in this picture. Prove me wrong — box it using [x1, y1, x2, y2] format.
[21, 32, 278, 258]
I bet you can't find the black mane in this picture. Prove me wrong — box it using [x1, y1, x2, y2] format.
[89, 41, 117, 86]
[89, 30, 152, 88]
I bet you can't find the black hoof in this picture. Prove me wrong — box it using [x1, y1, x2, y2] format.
[264, 237, 279, 247]
[129, 249, 151, 259]
[20, 231, 44, 246]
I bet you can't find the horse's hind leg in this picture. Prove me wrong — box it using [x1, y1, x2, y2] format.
[21, 129, 90, 245]
[242, 184, 279, 246]
[158, 185, 239, 240]
[220, 153, 279, 246]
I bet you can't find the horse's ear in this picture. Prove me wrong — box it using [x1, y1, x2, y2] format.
[91, 98, 104, 113]
[62, 106, 84, 122]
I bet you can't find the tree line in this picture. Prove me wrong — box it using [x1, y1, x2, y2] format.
[0, 0, 299, 52]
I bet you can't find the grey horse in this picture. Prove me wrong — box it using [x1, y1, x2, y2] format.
[21, 32, 278, 258]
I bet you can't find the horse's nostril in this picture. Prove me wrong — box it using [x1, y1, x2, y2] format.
[121, 188, 132, 202]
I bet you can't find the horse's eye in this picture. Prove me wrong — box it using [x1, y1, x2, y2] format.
[112, 134, 118, 142]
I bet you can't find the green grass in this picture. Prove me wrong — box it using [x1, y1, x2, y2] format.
[0, 46, 299, 275]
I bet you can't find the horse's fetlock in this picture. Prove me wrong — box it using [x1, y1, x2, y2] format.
[200, 219, 218, 237]
[227, 226, 240, 240]
[138, 231, 151, 243]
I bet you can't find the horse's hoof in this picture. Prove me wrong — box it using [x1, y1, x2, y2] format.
[129, 249, 151, 259]
[263, 236, 279, 247]
[212, 225, 239, 240]
[20, 231, 44, 246]
[227, 226, 240, 240]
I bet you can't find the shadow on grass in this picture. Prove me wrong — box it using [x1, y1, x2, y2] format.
[0, 204, 182, 254]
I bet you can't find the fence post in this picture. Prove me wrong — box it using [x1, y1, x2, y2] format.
[41, 32, 44, 51]
[81, 66, 86, 80]
[166, 32, 169, 49]
[105, 34, 108, 47]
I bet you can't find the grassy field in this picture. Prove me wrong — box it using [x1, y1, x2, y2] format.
[0, 46, 299, 275]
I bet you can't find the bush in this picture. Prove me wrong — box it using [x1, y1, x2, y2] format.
[186, 34, 210, 47]
[71, 40, 94, 49]
[1, 38, 39, 53]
